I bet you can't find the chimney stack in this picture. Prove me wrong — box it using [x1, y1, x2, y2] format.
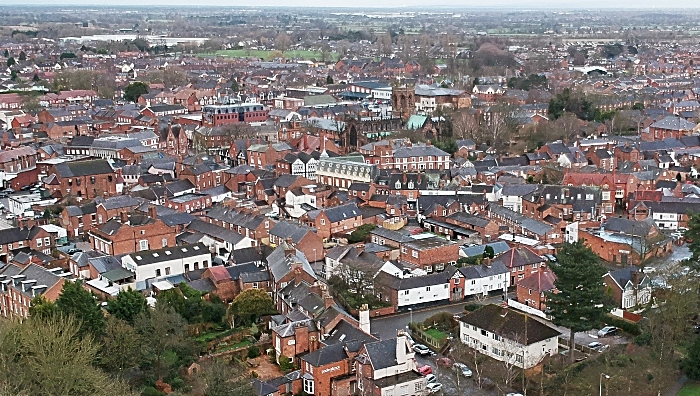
[396, 329, 408, 364]
[120, 211, 129, 224]
[359, 304, 370, 335]
[323, 285, 334, 309]
[148, 205, 158, 220]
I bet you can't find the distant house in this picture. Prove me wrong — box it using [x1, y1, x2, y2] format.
[602, 268, 651, 310]
[516, 270, 557, 311]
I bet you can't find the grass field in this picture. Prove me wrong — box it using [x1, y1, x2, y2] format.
[204, 49, 338, 61]
[679, 382, 700, 396]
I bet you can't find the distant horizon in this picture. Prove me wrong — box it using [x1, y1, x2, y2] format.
[2, 1, 700, 10]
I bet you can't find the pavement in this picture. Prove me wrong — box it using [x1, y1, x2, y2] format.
[664, 376, 688, 396]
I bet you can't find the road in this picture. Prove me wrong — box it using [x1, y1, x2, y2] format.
[370, 293, 512, 341]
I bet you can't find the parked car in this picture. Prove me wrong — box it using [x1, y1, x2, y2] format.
[643, 266, 656, 274]
[426, 383, 442, 394]
[413, 344, 432, 356]
[5, 213, 14, 220]
[417, 365, 433, 376]
[425, 374, 437, 384]
[452, 362, 472, 377]
[598, 326, 617, 337]
[506, 393, 524, 396]
[587, 341, 603, 350]
[20, 185, 30, 191]
[436, 357, 453, 368]
[67, 248, 82, 254]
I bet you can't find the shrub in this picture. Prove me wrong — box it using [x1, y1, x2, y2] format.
[141, 387, 165, 396]
[603, 316, 641, 336]
[279, 355, 294, 371]
[169, 377, 185, 390]
[633, 332, 652, 346]
[248, 345, 261, 359]
[464, 304, 481, 312]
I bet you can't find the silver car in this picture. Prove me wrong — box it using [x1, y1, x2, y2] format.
[452, 362, 472, 377]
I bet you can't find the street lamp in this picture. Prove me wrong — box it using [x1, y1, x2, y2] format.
[408, 308, 413, 325]
[599, 373, 610, 396]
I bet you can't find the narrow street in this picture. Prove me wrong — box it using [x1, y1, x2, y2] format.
[369, 293, 512, 341]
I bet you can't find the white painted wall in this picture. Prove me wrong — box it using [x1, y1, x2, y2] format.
[397, 282, 450, 308]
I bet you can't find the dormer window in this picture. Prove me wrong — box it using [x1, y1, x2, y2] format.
[395, 181, 402, 189]
[407, 181, 414, 189]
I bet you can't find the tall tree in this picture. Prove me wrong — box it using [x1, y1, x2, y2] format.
[203, 361, 256, 396]
[229, 289, 276, 327]
[55, 280, 105, 338]
[6, 57, 15, 68]
[0, 315, 137, 396]
[106, 288, 147, 324]
[99, 317, 143, 373]
[28, 295, 56, 319]
[123, 81, 149, 102]
[546, 240, 611, 363]
[685, 211, 700, 271]
[18, 51, 26, 61]
[681, 334, 700, 380]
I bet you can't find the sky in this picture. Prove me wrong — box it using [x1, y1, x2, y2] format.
[2, 0, 700, 8]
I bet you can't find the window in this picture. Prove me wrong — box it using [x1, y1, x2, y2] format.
[415, 382, 423, 392]
[139, 240, 148, 251]
[165, 267, 171, 276]
[156, 269, 161, 277]
[426, 286, 431, 291]
[320, 219, 325, 225]
[412, 250, 418, 258]
[185, 264, 190, 272]
[303, 378, 314, 395]
[481, 330, 487, 336]
[516, 355, 524, 364]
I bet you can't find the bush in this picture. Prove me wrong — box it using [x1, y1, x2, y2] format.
[169, 377, 185, 390]
[248, 345, 260, 359]
[464, 304, 481, 312]
[141, 387, 165, 396]
[279, 355, 294, 371]
[633, 332, 652, 346]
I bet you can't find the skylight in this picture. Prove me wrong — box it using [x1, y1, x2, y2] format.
[135, 256, 142, 260]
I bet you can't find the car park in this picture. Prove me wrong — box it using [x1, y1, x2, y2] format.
[598, 326, 617, 337]
[417, 365, 433, 376]
[452, 362, 472, 377]
[435, 357, 452, 368]
[426, 383, 442, 394]
[413, 344, 432, 356]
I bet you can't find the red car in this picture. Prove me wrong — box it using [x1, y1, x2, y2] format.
[436, 357, 453, 368]
[417, 365, 433, 376]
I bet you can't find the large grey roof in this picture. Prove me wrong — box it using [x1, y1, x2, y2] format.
[186, 219, 245, 245]
[266, 242, 315, 283]
[54, 159, 114, 177]
[458, 261, 509, 279]
[393, 145, 449, 158]
[269, 221, 315, 244]
[306, 203, 361, 223]
[488, 205, 553, 236]
[650, 116, 696, 131]
[363, 338, 409, 370]
[459, 305, 560, 345]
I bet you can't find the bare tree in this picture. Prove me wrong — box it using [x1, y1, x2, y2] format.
[452, 109, 481, 140]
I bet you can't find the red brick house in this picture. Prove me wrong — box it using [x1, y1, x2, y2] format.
[516, 270, 557, 311]
[301, 203, 363, 240]
[399, 236, 459, 272]
[158, 123, 189, 157]
[492, 247, 547, 287]
[0, 264, 66, 319]
[88, 213, 177, 256]
[43, 159, 120, 201]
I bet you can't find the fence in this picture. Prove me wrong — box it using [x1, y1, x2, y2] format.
[409, 323, 448, 351]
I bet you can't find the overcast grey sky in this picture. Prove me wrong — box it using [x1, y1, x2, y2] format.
[3, 0, 699, 8]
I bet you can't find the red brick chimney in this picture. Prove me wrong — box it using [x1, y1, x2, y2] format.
[148, 205, 158, 219]
[120, 211, 129, 224]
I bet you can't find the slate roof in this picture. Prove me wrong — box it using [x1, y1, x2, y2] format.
[492, 247, 545, 269]
[128, 242, 209, 266]
[458, 261, 509, 279]
[230, 247, 263, 265]
[187, 219, 245, 245]
[603, 217, 655, 237]
[650, 116, 696, 131]
[516, 270, 557, 293]
[54, 159, 114, 177]
[306, 203, 361, 223]
[266, 241, 315, 283]
[461, 241, 511, 258]
[459, 304, 560, 345]
[363, 337, 409, 370]
[269, 221, 315, 244]
[370, 227, 413, 243]
[301, 342, 349, 367]
[272, 319, 317, 338]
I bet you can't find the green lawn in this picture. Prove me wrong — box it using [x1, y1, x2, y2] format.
[425, 328, 448, 341]
[678, 382, 700, 396]
[204, 49, 338, 61]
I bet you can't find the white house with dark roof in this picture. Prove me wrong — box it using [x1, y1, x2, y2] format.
[121, 242, 211, 285]
[459, 305, 560, 369]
